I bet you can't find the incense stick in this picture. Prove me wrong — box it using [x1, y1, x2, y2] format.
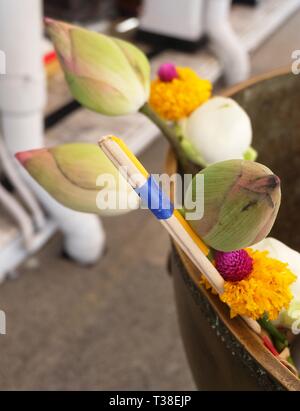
[98, 135, 261, 336]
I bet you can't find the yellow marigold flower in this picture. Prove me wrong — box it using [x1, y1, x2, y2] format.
[149, 67, 212, 121]
[200, 275, 218, 295]
[221, 248, 296, 320]
[199, 248, 296, 321]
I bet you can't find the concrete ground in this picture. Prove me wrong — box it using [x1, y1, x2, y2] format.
[0, 10, 299, 390]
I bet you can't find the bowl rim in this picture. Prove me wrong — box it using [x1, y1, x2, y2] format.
[221, 66, 291, 97]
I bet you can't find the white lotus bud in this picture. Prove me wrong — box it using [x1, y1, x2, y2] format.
[180, 96, 252, 164]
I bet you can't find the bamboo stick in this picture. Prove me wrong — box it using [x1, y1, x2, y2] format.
[99, 135, 261, 336]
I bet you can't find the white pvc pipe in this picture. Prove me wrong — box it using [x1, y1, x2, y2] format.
[0, 182, 35, 249]
[140, 0, 204, 40]
[0, 0, 105, 264]
[0, 138, 46, 230]
[204, 0, 250, 85]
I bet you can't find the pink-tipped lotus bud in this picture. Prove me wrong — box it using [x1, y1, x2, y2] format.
[45, 18, 150, 116]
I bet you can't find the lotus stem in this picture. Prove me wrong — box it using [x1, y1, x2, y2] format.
[140, 103, 199, 174]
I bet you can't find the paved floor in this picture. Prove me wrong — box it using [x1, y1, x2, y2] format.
[0, 10, 299, 390]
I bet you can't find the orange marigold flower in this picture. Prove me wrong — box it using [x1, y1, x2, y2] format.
[149, 67, 212, 121]
[200, 248, 296, 320]
[221, 248, 296, 320]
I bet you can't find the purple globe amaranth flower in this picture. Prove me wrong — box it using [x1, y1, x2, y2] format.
[215, 249, 253, 282]
[158, 63, 178, 82]
[45, 18, 150, 116]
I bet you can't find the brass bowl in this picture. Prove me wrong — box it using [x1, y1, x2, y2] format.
[166, 68, 300, 391]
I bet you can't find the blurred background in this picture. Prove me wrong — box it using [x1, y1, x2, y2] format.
[0, 0, 299, 390]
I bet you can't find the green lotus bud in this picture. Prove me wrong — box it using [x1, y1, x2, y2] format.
[243, 146, 257, 161]
[16, 143, 139, 216]
[45, 18, 150, 116]
[184, 159, 281, 251]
